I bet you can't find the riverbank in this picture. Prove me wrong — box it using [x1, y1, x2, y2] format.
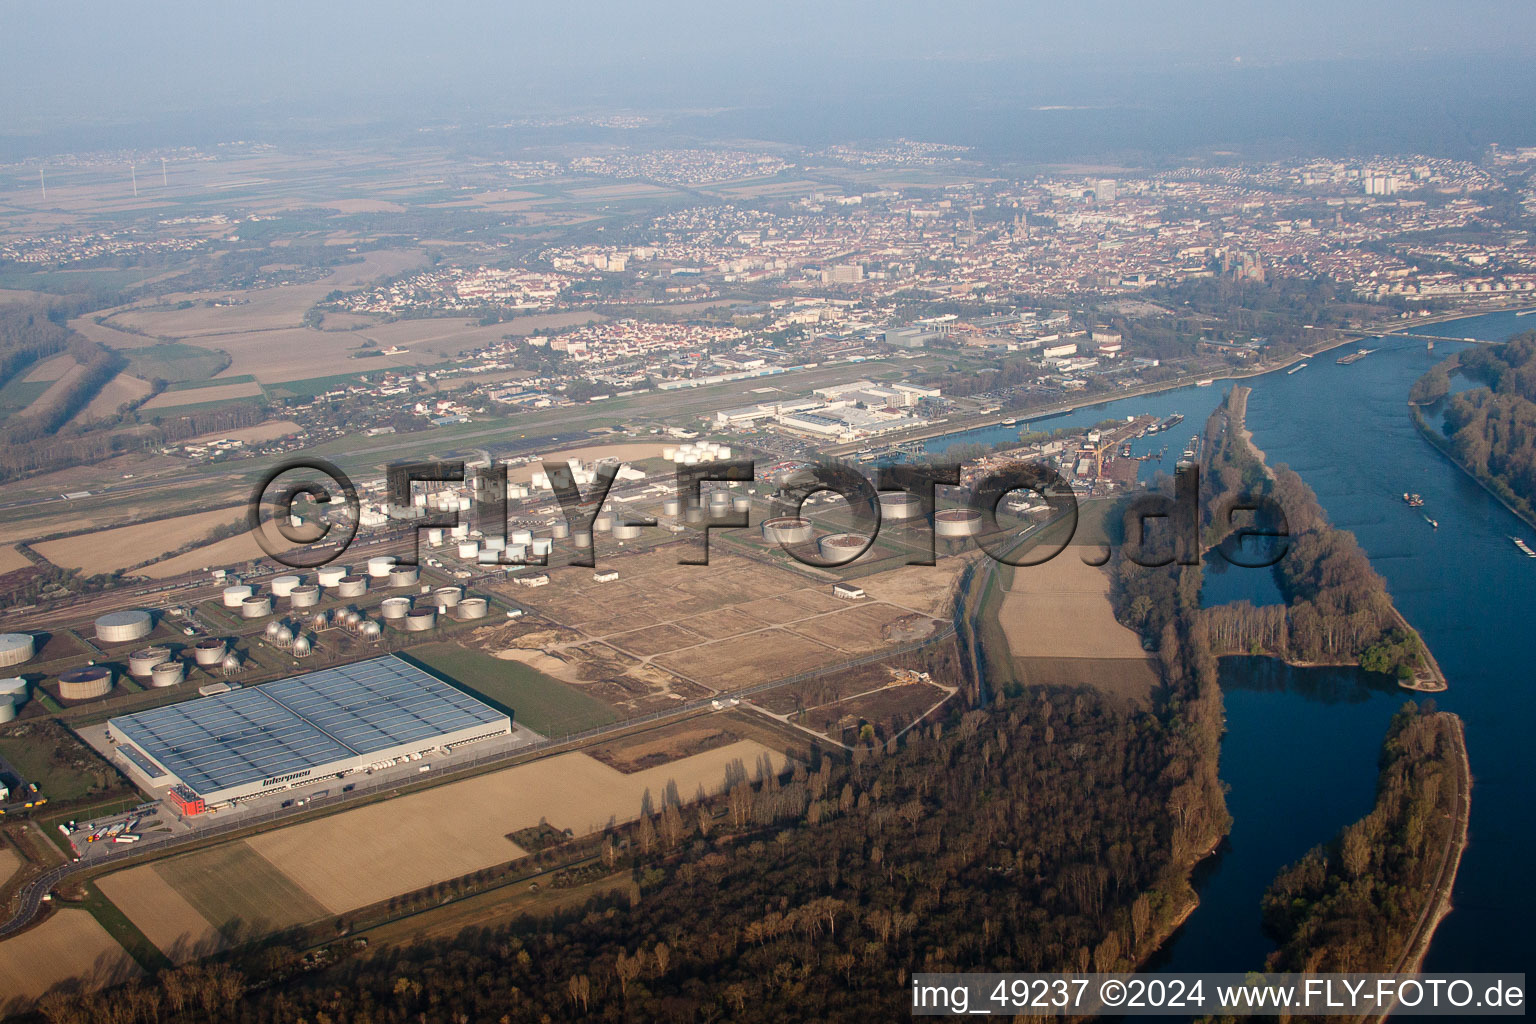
[1410, 404, 1536, 535]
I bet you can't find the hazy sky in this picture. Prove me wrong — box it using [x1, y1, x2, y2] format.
[6, 1, 1536, 123]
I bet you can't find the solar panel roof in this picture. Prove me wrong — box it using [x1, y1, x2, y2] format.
[109, 655, 507, 798]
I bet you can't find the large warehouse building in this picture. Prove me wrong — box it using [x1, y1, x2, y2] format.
[106, 655, 511, 808]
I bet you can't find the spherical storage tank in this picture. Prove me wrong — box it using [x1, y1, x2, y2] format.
[193, 638, 227, 666]
[367, 556, 395, 578]
[128, 646, 173, 677]
[59, 666, 113, 700]
[95, 609, 152, 644]
[317, 565, 348, 588]
[389, 566, 420, 588]
[149, 660, 184, 688]
[879, 491, 922, 521]
[818, 532, 871, 564]
[762, 517, 814, 546]
[0, 633, 35, 668]
[293, 635, 313, 657]
[289, 584, 321, 608]
[221, 585, 254, 608]
[934, 508, 984, 539]
[270, 575, 301, 597]
[240, 595, 274, 619]
[336, 575, 368, 598]
[453, 597, 489, 621]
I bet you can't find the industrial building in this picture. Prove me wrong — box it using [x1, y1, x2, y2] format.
[106, 655, 511, 808]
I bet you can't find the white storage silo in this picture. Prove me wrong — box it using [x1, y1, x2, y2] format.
[336, 575, 367, 598]
[593, 513, 614, 533]
[433, 586, 462, 608]
[270, 575, 301, 597]
[0, 676, 30, 707]
[95, 610, 153, 644]
[58, 666, 113, 700]
[380, 597, 412, 620]
[531, 539, 553, 558]
[511, 529, 533, 547]
[240, 595, 274, 618]
[389, 566, 420, 588]
[290, 584, 322, 608]
[222, 585, 254, 608]
[612, 523, 642, 541]
[317, 565, 348, 587]
[428, 527, 445, 547]
[818, 532, 871, 564]
[454, 597, 489, 620]
[457, 540, 479, 559]
[404, 607, 437, 631]
[149, 660, 184, 688]
[551, 520, 570, 539]
[128, 646, 172, 677]
[367, 556, 396, 578]
[0, 634, 33, 668]
[193, 638, 227, 666]
[934, 508, 984, 539]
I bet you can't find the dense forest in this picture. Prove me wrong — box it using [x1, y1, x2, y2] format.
[1263, 706, 1466, 973]
[1417, 332, 1536, 522]
[1197, 390, 1425, 679]
[31, 620, 1232, 1024]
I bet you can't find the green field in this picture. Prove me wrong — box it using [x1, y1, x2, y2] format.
[164, 372, 257, 391]
[152, 843, 328, 943]
[126, 342, 230, 383]
[0, 720, 127, 803]
[403, 642, 618, 737]
[0, 376, 48, 418]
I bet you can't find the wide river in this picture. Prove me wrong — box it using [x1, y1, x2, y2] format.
[925, 311, 1536, 974]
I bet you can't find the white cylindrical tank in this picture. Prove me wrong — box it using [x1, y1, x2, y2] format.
[573, 532, 592, 550]
[662, 498, 682, 517]
[879, 492, 922, 521]
[380, 597, 412, 620]
[551, 519, 570, 539]
[0, 699, 14, 724]
[240, 596, 274, 618]
[762, 517, 815, 545]
[0, 634, 33, 668]
[531, 538, 553, 558]
[433, 586, 462, 608]
[290, 585, 321, 608]
[733, 495, 751, 514]
[58, 666, 113, 700]
[484, 535, 506, 553]
[367, 556, 395, 578]
[612, 523, 642, 541]
[451, 523, 469, 539]
[457, 541, 479, 559]
[270, 575, 301, 597]
[149, 660, 184, 688]
[222, 585, 254, 608]
[193, 638, 227, 666]
[0, 676, 29, 707]
[389, 566, 420, 588]
[317, 565, 348, 587]
[593, 513, 614, 533]
[662, 446, 678, 460]
[95, 610, 152, 644]
[404, 607, 437, 631]
[717, 446, 732, 459]
[129, 646, 173, 677]
[427, 527, 445, 547]
[708, 490, 731, 508]
[454, 597, 489, 620]
[818, 532, 871, 563]
[336, 575, 368, 598]
[934, 508, 984, 539]
[511, 529, 533, 546]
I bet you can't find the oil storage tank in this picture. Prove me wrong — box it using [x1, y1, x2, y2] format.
[612, 523, 643, 541]
[317, 565, 348, 587]
[934, 508, 983, 539]
[221, 585, 254, 608]
[270, 575, 301, 597]
[192, 638, 227, 666]
[879, 491, 922, 521]
[0, 676, 28, 707]
[95, 610, 152, 644]
[762, 517, 814, 546]
[388, 566, 419, 588]
[289, 584, 321, 608]
[0, 633, 34, 668]
[367, 556, 395, 578]
[818, 532, 872, 564]
[380, 597, 412, 620]
[149, 660, 184, 688]
[59, 666, 113, 700]
[432, 586, 462, 608]
[453, 597, 489, 621]
[128, 646, 173, 677]
[336, 575, 368, 598]
[404, 607, 437, 631]
[240, 595, 274, 619]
